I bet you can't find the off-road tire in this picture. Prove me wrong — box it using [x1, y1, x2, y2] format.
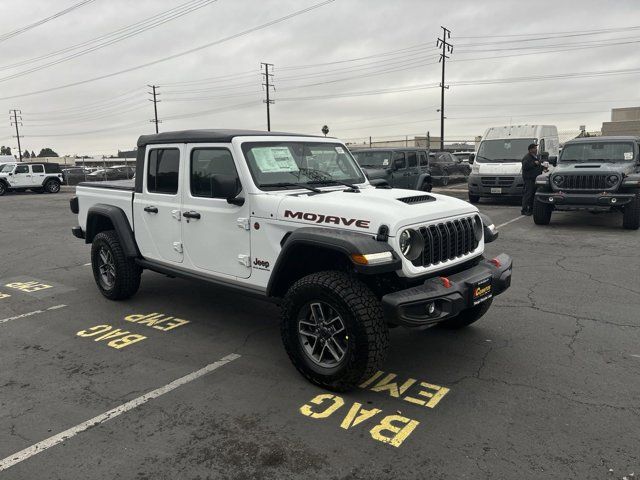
[420, 180, 432, 192]
[44, 179, 60, 193]
[468, 194, 480, 204]
[281, 271, 389, 392]
[533, 199, 553, 225]
[91, 230, 141, 300]
[0, 182, 6, 196]
[438, 298, 493, 329]
[622, 192, 640, 230]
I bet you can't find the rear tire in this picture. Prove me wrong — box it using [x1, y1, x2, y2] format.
[420, 180, 432, 192]
[468, 194, 480, 204]
[91, 230, 141, 300]
[438, 299, 493, 329]
[533, 199, 553, 225]
[622, 193, 640, 230]
[44, 179, 60, 193]
[281, 271, 389, 391]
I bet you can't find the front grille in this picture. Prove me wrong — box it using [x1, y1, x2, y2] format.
[397, 195, 435, 205]
[481, 176, 515, 187]
[558, 174, 608, 190]
[411, 216, 479, 267]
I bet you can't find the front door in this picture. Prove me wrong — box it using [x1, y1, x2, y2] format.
[391, 151, 407, 187]
[181, 144, 251, 279]
[133, 146, 184, 264]
[12, 164, 31, 187]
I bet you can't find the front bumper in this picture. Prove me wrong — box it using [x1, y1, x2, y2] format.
[535, 191, 635, 208]
[468, 174, 524, 196]
[382, 254, 512, 327]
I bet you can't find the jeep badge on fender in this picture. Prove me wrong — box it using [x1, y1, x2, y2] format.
[70, 129, 513, 391]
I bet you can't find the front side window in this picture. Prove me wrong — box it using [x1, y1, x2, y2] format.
[392, 152, 406, 169]
[191, 148, 239, 198]
[32, 165, 44, 173]
[560, 142, 636, 163]
[147, 148, 180, 194]
[15, 165, 28, 174]
[242, 142, 365, 189]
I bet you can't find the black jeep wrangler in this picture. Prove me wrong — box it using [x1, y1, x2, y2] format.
[533, 136, 640, 230]
[350, 147, 432, 191]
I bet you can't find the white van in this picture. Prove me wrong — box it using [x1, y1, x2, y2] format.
[467, 125, 559, 203]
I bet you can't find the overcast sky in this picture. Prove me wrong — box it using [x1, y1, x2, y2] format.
[0, 0, 638, 155]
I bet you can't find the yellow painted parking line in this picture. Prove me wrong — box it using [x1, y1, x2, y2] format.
[0, 353, 241, 472]
[0, 304, 67, 325]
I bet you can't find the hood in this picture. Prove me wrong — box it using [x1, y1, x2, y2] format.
[554, 162, 635, 175]
[274, 186, 477, 235]
[474, 162, 522, 175]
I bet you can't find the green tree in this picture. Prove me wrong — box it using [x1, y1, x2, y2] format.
[4, 146, 12, 156]
[38, 147, 59, 157]
[23, 150, 30, 158]
[31, 150, 36, 158]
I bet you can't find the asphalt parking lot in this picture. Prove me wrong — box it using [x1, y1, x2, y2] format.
[1, 186, 638, 480]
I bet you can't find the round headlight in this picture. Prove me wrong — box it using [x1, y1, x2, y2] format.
[398, 229, 424, 261]
[473, 215, 483, 242]
[606, 175, 618, 186]
[553, 175, 564, 186]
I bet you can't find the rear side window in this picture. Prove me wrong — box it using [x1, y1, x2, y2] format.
[407, 152, 417, 167]
[190, 148, 238, 198]
[418, 152, 428, 166]
[32, 165, 44, 173]
[147, 149, 180, 194]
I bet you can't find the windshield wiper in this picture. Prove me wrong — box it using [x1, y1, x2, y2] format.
[261, 182, 323, 193]
[309, 179, 360, 191]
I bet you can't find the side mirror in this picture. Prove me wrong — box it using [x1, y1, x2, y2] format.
[549, 156, 558, 167]
[479, 213, 499, 244]
[212, 174, 244, 205]
[468, 153, 475, 164]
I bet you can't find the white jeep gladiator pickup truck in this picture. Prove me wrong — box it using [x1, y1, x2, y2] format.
[70, 130, 513, 390]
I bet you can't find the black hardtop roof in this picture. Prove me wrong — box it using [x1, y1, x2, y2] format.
[137, 129, 326, 147]
[350, 147, 428, 152]
[19, 161, 60, 166]
[565, 136, 640, 144]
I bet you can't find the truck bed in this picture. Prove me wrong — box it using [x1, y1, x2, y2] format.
[76, 180, 135, 233]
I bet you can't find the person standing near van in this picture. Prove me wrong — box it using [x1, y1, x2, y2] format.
[521, 143, 543, 215]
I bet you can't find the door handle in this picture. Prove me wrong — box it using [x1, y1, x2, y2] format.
[183, 211, 201, 220]
[144, 206, 158, 214]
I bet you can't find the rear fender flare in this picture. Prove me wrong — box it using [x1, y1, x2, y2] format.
[86, 204, 139, 258]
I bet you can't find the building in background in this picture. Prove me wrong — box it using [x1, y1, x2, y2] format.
[601, 107, 640, 136]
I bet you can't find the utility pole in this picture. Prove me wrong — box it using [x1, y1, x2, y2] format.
[147, 85, 161, 134]
[261, 62, 274, 131]
[9, 109, 23, 162]
[437, 26, 453, 150]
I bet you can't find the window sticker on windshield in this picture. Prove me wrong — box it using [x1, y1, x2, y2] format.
[382, 159, 389, 166]
[335, 146, 345, 154]
[504, 142, 511, 150]
[624, 152, 633, 160]
[252, 147, 299, 173]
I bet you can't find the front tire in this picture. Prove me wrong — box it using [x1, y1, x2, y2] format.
[533, 199, 553, 225]
[91, 230, 141, 300]
[622, 193, 640, 230]
[438, 299, 493, 329]
[0, 182, 6, 196]
[44, 179, 60, 193]
[281, 271, 389, 391]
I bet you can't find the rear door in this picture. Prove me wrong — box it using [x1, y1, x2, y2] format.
[405, 150, 419, 188]
[133, 145, 184, 264]
[31, 164, 46, 185]
[180, 144, 252, 278]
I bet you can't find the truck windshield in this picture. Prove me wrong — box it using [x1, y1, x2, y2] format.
[476, 138, 535, 163]
[352, 151, 392, 168]
[0, 164, 14, 173]
[242, 142, 366, 189]
[560, 142, 636, 163]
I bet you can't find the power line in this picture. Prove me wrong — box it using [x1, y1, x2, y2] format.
[0, 0, 97, 44]
[0, 0, 336, 101]
[456, 24, 640, 39]
[262, 63, 275, 131]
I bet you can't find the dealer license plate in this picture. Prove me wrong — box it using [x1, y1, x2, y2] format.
[470, 277, 493, 306]
[490, 187, 502, 194]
